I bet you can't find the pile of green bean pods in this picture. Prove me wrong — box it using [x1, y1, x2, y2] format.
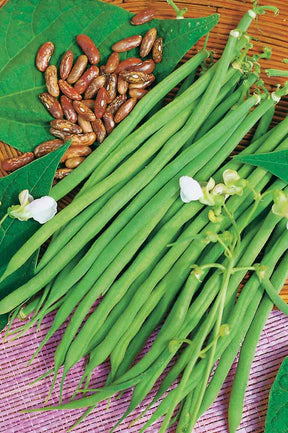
[1, 3, 288, 432]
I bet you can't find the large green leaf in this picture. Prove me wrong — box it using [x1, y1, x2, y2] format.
[234, 150, 288, 183]
[265, 357, 288, 433]
[0, 0, 218, 152]
[0, 142, 69, 330]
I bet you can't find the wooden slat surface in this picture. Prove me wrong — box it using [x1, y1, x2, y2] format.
[0, 0, 287, 302]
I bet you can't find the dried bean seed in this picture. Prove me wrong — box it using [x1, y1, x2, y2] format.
[105, 52, 120, 73]
[55, 168, 73, 179]
[91, 119, 106, 144]
[132, 59, 155, 74]
[1, 152, 34, 172]
[140, 28, 157, 58]
[84, 75, 106, 99]
[153, 37, 163, 64]
[130, 8, 154, 25]
[39, 93, 63, 119]
[64, 132, 96, 146]
[120, 70, 151, 84]
[60, 95, 78, 123]
[129, 74, 155, 89]
[60, 145, 92, 162]
[76, 34, 100, 65]
[73, 101, 96, 121]
[94, 87, 108, 119]
[106, 94, 127, 114]
[50, 119, 82, 134]
[65, 156, 86, 169]
[117, 76, 129, 95]
[36, 42, 54, 72]
[116, 57, 142, 73]
[114, 97, 137, 123]
[74, 66, 99, 94]
[129, 88, 148, 99]
[106, 74, 117, 103]
[103, 112, 115, 134]
[50, 128, 72, 140]
[77, 115, 93, 133]
[60, 51, 74, 80]
[58, 80, 82, 100]
[34, 139, 64, 158]
[112, 35, 142, 53]
[67, 55, 88, 84]
[45, 65, 59, 97]
[82, 99, 95, 110]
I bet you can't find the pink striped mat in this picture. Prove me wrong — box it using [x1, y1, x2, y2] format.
[0, 309, 287, 433]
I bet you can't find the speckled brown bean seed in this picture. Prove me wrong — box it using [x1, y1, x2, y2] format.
[58, 80, 82, 100]
[60, 50, 74, 80]
[1, 152, 34, 172]
[129, 74, 155, 89]
[67, 55, 88, 84]
[61, 95, 78, 123]
[106, 94, 127, 114]
[82, 99, 95, 110]
[50, 128, 72, 140]
[105, 52, 120, 73]
[84, 75, 106, 99]
[65, 157, 86, 169]
[116, 57, 142, 74]
[91, 119, 107, 144]
[106, 74, 117, 103]
[77, 115, 93, 133]
[94, 87, 108, 119]
[153, 38, 163, 64]
[39, 93, 63, 118]
[76, 34, 100, 65]
[50, 119, 82, 134]
[117, 76, 129, 95]
[55, 168, 73, 179]
[34, 139, 64, 158]
[120, 70, 151, 84]
[74, 66, 99, 94]
[60, 145, 92, 162]
[73, 101, 96, 121]
[132, 59, 155, 74]
[114, 98, 137, 123]
[36, 42, 54, 72]
[130, 8, 154, 25]
[103, 112, 115, 134]
[112, 35, 142, 53]
[45, 65, 59, 97]
[140, 28, 157, 58]
[129, 88, 148, 99]
[65, 132, 96, 146]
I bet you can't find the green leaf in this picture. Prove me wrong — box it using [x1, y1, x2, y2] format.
[265, 357, 288, 433]
[0, 142, 69, 330]
[0, 0, 218, 152]
[234, 150, 288, 183]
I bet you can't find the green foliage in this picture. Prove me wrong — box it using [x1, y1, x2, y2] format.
[265, 357, 288, 433]
[0, 142, 69, 330]
[235, 150, 288, 183]
[0, 0, 218, 151]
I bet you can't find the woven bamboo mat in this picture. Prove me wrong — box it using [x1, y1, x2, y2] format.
[0, 1, 288, 432]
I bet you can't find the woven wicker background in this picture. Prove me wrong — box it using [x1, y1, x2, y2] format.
[0, 0, 287, 300]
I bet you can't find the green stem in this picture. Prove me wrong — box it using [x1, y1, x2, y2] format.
[0, 213, 8, 226]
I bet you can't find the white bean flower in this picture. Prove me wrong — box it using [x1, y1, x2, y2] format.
[8, 189, 57, 224]
[179, 176, 203, 203]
